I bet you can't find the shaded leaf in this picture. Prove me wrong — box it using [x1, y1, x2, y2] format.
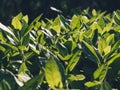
[82, 40, 100, 65]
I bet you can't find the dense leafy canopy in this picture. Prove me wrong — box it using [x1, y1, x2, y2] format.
[0, 9, 120, 89]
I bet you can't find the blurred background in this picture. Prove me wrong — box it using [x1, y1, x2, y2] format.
[0, 0, 120, 25]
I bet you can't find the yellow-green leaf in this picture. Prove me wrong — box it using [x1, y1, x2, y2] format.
[45, 56, 65, 89]
[22, 15, 29, 23]
[103, 46, 111, 55]
[12, 17, 22, 30]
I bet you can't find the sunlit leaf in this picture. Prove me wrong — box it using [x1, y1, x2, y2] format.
[92, 9, 97, 16]
[107, 53, 120, 65]
[103, 46, 111, 56]
[85, 81, 100, 87]
[12, 17, 22, 30]
[93, 64, 108, 82]
[70, 15, 81, 30]
[22, 15, 29, 23]
[66, 50, 81, 73]
[68, 74, 85, 81]
[45, 55, 65, 89]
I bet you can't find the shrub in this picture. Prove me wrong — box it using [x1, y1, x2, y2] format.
[0, 9, 120, 90]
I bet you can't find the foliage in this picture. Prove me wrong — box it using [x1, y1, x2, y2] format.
[0, 9, 120, 90]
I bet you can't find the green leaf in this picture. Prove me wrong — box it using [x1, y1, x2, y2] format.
[0, 45, 6, 52]
[82, 40, 100, 65]
[56, 53, 72, 61]
[24, 52, 34, 60]
[98, 38, 107, 56]
[56, 42, 68, 56]
[52, 16, 61, 33]
[103, 46, 111, 56]
[92, 29, 98, 45]
[106, 34, 114, 45]
[68, 74, 85, 81]
[18, 46, 26, 51]
[18, 63, 31, 83]
[12, 17, 22, 30]
[107, 53, 120, 65]
[100, 81, 112, 90]
[4, 43, 18, 51]
[93, 64, 108, 82]
[111, 40, 120, 52]
[82, 16, 89, 23]
[22, 15, 29, 23]
[45, 55, 65, 89]
[92, 9, 97, 16]
[70, 15, 81, 30]
[0, 80, 11, 90]
[114, 11, 120, 25]
[34, 22, 41, 31]
[66, 50, 81, 73]
[98, 18, 105, 29]
[20, 70, 44, 90]
[0, 69, 22, 89]
[24, 15, 42, 37]
[103, 22, 113, 33]
[85, 81, 100, 87]
[15, 12, 23, 20]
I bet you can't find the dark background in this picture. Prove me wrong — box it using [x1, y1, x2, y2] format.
[0, 0, 120, 25]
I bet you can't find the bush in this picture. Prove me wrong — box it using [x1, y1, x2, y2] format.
[0, 9, 120, 90]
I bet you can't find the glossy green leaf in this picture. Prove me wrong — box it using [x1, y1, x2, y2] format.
[18, 46, 26, 51]
[98, 18, 105, 29]
[114, 10, 120, 25]
[24, 15, 42, 36]
[20, 70, 44, 90]
[34, 22, 41, 31]
[98, 38, 107, 56]
[56, 42, 68, 56]
[103, 46, 111, 56]
[106, 34, 114, 45]
[0, 45, 6, 52]
[52, 16, 61, 33]
[4, 43, 18, 51]
[12, 17, 22, 30]
[70, 15, 81, 30]
[93, 64, 108, 82]
[22, 15, 29, 23]
[15, 12, 23, 20]
[68, 74, 85, 81]
[107, 53, 120, 65]
[111, 40, 120, 52]
[18, 63, 30, 83]
[82, 16, 89, 23]
[56, 53, 72, 61]
[92, 9, 97, 16]
[85, 81, 100, 87]
[83, 40, 100, 65]
[66, 50, 81, 73]
[45, 56, 65, 89]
